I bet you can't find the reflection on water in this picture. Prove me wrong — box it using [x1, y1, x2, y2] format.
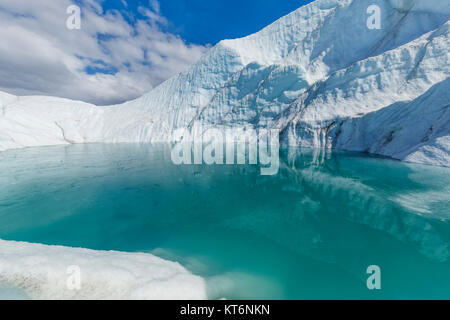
[0, 144, 449, 299]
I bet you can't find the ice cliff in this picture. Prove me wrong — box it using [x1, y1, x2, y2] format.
[0, 0, 449, 166]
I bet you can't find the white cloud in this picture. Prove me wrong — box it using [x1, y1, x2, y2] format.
[0, 0, 208, 105]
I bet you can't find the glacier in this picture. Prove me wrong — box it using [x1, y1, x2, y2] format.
[0, 0, 449, 166]
[1, 0, 449, 300]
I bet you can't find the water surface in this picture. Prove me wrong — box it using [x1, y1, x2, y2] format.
[0, 144, 449, 299]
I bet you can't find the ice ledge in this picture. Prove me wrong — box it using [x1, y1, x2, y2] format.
[0, 239, 207, 300]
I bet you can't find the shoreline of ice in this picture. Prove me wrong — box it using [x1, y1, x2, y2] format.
[0, 239, 207, 300]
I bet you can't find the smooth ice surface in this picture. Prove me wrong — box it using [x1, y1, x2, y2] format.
[0, 0, 449, 167]
[0, 143, 449, 299]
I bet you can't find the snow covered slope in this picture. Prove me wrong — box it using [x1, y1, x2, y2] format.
[0, 0, 449, 166]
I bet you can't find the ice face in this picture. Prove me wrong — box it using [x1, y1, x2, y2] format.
[0, 0, 449, 167]
[389, 0, 450, 13]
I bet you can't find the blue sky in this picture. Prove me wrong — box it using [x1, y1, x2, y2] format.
[101, 0, 311, 45]
[0, 0, 313, 105]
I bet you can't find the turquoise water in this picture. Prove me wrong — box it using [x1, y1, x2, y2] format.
[0, 143, 449, 299]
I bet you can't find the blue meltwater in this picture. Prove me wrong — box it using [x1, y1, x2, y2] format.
[0, 143, 449, 299]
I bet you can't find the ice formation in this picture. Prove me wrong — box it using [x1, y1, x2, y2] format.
[0, 0, 449, 298]
[0, 0, 449, 166]
[0, 240, 206, 300]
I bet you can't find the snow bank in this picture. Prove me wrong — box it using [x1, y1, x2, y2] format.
[0, 240, 207, 300]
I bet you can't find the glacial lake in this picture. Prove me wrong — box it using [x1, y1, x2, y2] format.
[0, 143, 449, 299]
